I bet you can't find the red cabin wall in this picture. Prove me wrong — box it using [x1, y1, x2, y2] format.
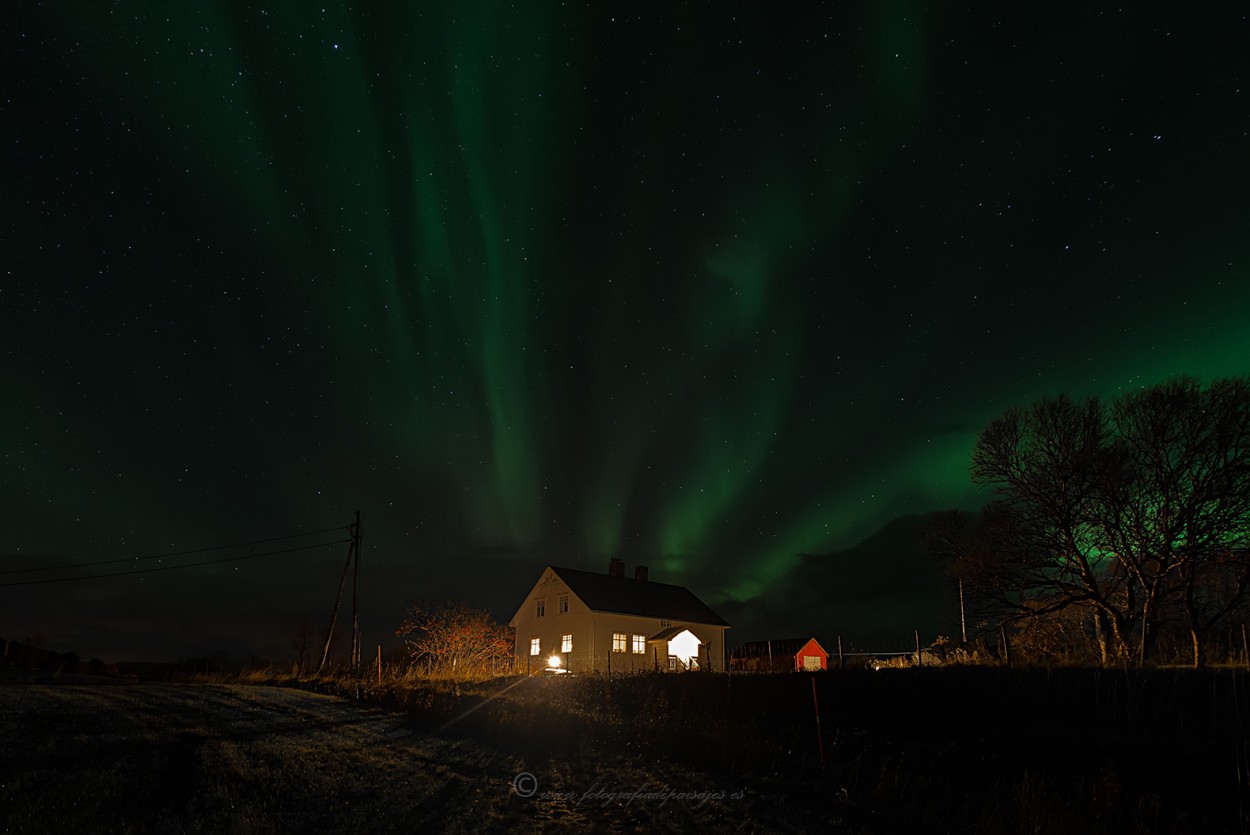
[793, 639, 829, 671]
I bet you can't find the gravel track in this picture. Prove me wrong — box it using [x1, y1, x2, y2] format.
[0, 683, 769, 834]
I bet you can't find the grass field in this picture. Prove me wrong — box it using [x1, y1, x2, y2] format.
[1, 668, 1246, 833]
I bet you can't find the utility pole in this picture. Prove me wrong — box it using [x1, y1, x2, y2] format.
[350, 510, 361, 672]
[317, 513, 360, 675]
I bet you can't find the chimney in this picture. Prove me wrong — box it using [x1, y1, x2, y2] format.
[634, 565, 648, 582]
[608, 558, 625, 577]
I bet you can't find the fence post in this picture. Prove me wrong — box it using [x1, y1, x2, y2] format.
[915, 628, 922, 668]
[837, 635, 844, 670]
[811, 677, 824, 767]
[959, 578, 968, 644]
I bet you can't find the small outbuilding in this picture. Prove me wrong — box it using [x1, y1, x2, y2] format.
[730, 637, 829, 672]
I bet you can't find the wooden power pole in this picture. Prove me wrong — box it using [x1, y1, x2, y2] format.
[317, 513, 361, 675]
[350, 510, 361, 671]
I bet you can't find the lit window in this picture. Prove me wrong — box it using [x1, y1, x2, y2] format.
[530, 638, 541, 656]
[612, 632, 627, 652]
[558, 595, 569, 614]
[536, 599, 545, 618]
[561, 634, 572, 653]
[632, 634, 645, 654]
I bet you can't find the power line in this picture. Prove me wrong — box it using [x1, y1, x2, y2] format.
[0, 525, 349, 576]
[0, 539, 350, 588]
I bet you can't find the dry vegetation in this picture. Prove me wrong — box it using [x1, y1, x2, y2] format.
[3, 664, 1247, 833]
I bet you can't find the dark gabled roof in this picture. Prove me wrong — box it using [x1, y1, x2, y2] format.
[551, 566, 729, 627]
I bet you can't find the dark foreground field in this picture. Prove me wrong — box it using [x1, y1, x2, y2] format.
[1, 668, 1247, 833]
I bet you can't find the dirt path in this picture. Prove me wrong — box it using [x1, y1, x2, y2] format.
[0, 684, 773, 833]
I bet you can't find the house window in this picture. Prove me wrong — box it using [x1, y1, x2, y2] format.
[632, 634, 646, 654]
[561, 634, 572, 653]
[558, 594, 569, 614]
[530, 638, 541, 656]
[803, 655, 822, 671]
[536, 599, 545, 618]
[612, 632, 627, 652]
[659, 619, 672, 628]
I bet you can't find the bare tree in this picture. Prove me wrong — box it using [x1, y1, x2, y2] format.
[395, 600, 513, 678]
[955, 377, 1250, 667]
[1111, 377, 1250, 666]
[925, 508, 1021, 640]
[969, 394, 1139, 663]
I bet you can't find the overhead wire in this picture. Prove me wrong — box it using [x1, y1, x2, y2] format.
[0, 539, 350, 588]
[0, 525, 349, 576]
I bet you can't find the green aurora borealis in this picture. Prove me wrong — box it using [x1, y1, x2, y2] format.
[4, 3, 1250, 659]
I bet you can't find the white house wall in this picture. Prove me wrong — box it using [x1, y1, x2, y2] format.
[510, 566, 728, 673]
[591, 614, 727, 673]
[511, 569, 596, 673]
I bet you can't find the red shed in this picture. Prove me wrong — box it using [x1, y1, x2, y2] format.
[793, 637, 829, 671]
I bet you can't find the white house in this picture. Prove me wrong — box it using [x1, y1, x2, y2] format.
[509, 559, 730, 674]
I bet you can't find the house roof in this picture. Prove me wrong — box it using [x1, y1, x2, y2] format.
[550, 566, 729, 627]
[647, 626, 702, 643]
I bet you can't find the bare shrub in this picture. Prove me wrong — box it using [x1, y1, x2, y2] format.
[394, 600, 513, 680]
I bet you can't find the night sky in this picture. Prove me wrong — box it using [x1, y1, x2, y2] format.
[4, 3, 1249, 662]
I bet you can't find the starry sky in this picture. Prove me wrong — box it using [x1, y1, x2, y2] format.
[3, 3, 1249, 662]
